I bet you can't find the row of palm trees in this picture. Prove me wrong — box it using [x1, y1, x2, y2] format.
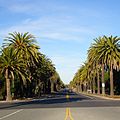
[0, 32, 64, 101]
[70, 35, 120, 97]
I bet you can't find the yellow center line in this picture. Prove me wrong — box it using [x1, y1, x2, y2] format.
[64, 94, 74, 120]
[69, 108, 74, 120]
[64, 108, 74, 120]
[64, 108, 69, 120]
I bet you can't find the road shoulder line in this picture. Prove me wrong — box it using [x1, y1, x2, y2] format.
[0, 109, 23, 119]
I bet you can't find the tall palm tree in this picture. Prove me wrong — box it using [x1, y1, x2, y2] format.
[94, 36, 120, 96]
[103, 36, 120, 97]
[92, 37, 106, 95]
[4, 32, 40, 96]
[0, 47, 26, 101]
[87, 39, 101, 95]
[37, 54, 56, 93]
[80, 64, 89, 92]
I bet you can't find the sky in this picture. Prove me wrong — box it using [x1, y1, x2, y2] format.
[0, 0, 120, 84]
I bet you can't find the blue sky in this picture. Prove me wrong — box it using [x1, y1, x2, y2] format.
[0, 0, 120, 84]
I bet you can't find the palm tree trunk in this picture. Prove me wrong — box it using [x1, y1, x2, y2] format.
[5, 69, 12, 101]
[102, 63, 105, 95]
[93, 77, 95, 94]
[110, 62, 114, 97]
[79, 83, 81, 92]
[97, 69, 100, 94]
[51, 80, 54, 93]
[90, 81, 92, 93]
[77, 83, 80, 92]
[76, 84, 79, 92]
[11, 71, 14, 98]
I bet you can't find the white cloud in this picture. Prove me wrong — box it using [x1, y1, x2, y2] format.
[0, 0, 68, 15]
[0, 1, 36, 13]
[9, 4, 34, 13]
[0, 16, 95, 43]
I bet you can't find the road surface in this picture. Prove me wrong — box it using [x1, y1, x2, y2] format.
[0, 90, 120, 120]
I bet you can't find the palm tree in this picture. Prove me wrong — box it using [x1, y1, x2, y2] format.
[71, 35, 120, 97]
[36, 54, 56, 93]
[87, 40, 101, 95]
[93, 36, 120, 96]
[4, 32, 40, 97]
[103, 36, 120, 97]
[70, 67, 83, 92]
[4, 32, 39, 65]
[81, 64, 89, 92]
[0, 47, 26, 101]
[91, 37, 106, 95]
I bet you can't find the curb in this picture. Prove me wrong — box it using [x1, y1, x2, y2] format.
[79, 92, 120, 100]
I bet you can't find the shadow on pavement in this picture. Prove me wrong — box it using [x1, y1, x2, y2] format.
[0, 91, 91, 109]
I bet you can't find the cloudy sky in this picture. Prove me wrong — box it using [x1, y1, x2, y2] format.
[0, 0, 120, 84]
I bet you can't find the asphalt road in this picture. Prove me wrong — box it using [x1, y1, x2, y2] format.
[0, 90, 120, 120]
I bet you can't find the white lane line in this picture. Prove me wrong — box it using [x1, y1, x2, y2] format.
[0, 109, 23, 120]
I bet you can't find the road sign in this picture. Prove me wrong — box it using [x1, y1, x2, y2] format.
[102, 83, 105, 87]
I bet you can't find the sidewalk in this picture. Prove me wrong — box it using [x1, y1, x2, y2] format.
[79, 92, 120, 100]
[0, 94, 56, 109]
[0, 93, 57, 103]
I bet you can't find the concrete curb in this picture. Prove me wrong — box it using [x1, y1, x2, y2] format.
[0, 94, 59, 103]
[78, 92, 120, 100]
